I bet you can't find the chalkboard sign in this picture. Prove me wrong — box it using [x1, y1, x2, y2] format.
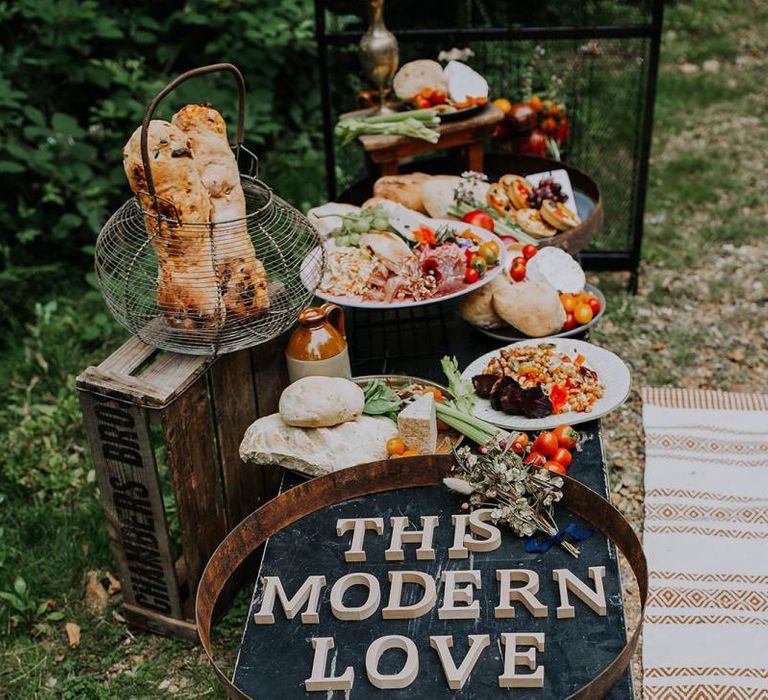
[232, 430, 634, 698]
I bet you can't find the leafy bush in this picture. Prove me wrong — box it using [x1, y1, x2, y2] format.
[0, 0, 326, 326]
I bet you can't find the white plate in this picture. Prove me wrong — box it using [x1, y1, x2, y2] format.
[303, 220, 507, 310]
[460, 338, 631, 430]
[526, 169, 576, 209]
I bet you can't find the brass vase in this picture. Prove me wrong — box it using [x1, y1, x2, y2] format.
[359, 0, 399, 114]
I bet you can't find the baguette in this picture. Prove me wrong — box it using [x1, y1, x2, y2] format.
[172, 104, 269, 320]
[123, 120, 224, 329]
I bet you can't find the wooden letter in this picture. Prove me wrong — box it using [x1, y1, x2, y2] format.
[499, 633, 545, 688]
[254, 575, 326, 624]
[336, 517, 384, 563]
[430, 635, 491, 690]
[383, 571, 436, 620]
[467, 508, 501, 552]
[495, 569, 548, 619]
[438, 570, 481, 620]
[365, 635, 419, 689]
[449, 514, 470, 559]
[385, 515, 439, 561]
[329, 572, 380, 621]
[553, 566, 607, 618]
[304, 637, 354, 691]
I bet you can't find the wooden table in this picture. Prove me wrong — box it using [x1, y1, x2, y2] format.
[352, 104, 505, 176]
[233, 307, 634, 698]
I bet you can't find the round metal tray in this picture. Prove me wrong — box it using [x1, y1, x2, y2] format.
[339, 153, 603, 256]
[475, 283, 606, 343]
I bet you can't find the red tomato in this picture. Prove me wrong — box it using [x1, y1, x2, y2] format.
[512, 256, 526, 266]
[430, 90, 447, 105]
[464, 267, 480, 284]
[563, 313, 577, 331]
[586, 296, 602, 315]
[462, 210, 495, 232]
[522, 244, 538, 260]
[550, 384, 568, 413]
[553, 448, 572, 468]
[533, 431, 559, 458]
[524, 451, 546, 467]
[553, 424, 578, 449]
[529, 95, 543, 112]
[413, 95, 431, 110]
[511, 432, 529, 455]
[510, 260, 526, 282]
[544, 461, 567, 475]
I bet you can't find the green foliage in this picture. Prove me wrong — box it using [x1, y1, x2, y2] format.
[0, 0, 325, 325]
[0, 576, 65, 631]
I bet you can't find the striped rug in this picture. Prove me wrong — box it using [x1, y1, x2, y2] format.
[641, 387, 768, 700]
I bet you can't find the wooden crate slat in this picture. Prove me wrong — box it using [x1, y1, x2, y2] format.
[78, 391, 183, 619]
[209, 349, 266, 528]
[122, 603, 198, 643]
[250, 337, 289, 495]
[161, 376, 228, 597]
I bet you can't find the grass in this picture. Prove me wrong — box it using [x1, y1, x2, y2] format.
[2, 0, 768, 697]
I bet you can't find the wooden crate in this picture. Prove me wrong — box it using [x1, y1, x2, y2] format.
[76, 335, 288, 641]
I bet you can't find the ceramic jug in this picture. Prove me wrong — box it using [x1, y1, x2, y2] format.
[285, 303, 352, 383]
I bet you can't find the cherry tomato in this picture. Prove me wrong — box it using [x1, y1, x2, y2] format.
[544, 460, 565, 476]
[510, 260, 526, 282]
[554, 424, 578, 449]
[462, 210, 495, 232]
[464, 266, 480, 284]
[387, 437, 405, 456]
[512, 256, 526, 266]
[563, 313, 577, 331]
[553, 448, 573, 468]
[529, 95, 543, 111]
[511, 432, 529, 455]
[430, 90, 447, 105]
[478, 241, 499, 265]
[421, 386, 443, 402]
[541, 117, 558, 134]
[586, 295, 602, 315]
[524, 451, 546, 467]
[560, 293, 577, 313]
[413, 95, 431, 110]
[470, 255, 487, 278]
[522, 244, 538, 260]
[544, 461, 567, 475]
[573, 303, 594, 325]
[533, 431, 559, 458]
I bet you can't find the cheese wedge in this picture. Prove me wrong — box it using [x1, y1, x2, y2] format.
[397, 393, 437, 455]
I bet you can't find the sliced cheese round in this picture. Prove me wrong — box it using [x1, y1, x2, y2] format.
[444, 61, 489, 103]
[526, 246, 586, 294]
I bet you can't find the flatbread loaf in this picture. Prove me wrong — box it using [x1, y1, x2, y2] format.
[279, 376, 364, 428]
[239, 413, 398, 477]
[373, 172, 431, 213]
[393, 60, 447, 101]
[459, 275, 508, 329]
[123, 120, 224, 329]
[172, 104, 269, 320]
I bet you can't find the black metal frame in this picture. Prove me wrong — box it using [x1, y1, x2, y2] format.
[314, 1, 664, 291]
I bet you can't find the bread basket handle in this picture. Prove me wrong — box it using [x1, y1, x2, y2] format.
[139, 62, 246, 199]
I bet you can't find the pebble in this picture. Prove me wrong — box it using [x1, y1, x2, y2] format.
[703, 59, 721, 73]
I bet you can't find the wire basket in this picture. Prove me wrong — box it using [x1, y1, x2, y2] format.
[95, 63, 324, 355]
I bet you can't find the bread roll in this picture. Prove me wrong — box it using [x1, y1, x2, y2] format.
[373, 172, 431, 213]
[492, 278, 566, 337]
[393, 60, 447, 101]
[279, 376, 364, 428]
[172, 104, 269, 320]
[123, 120, 224, 329]
[459, 275, 508, 329]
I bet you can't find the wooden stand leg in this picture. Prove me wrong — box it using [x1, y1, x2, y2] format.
[467, 142, 485, 173]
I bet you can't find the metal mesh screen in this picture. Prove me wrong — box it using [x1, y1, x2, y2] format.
[316, 0, 661, 266]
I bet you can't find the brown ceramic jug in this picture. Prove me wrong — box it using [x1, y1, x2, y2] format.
[285, 303, 352, 382]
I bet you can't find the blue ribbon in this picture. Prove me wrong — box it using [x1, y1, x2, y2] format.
[525, 523, 594, 554]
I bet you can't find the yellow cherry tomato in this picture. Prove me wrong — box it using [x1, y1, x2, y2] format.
[386, 437, 405, 456]
[478, 241, 499, 265]
[560, 293, 577, 313]
[573, 303, 594, 325]
[493, 98, 513, 115]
